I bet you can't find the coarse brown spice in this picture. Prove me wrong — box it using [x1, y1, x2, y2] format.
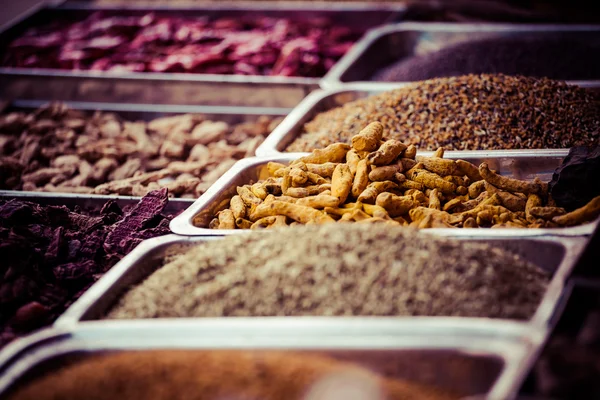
[287, 74, 600, 152]
[107, 224, 550, 320]
[8, 350, 457, 400]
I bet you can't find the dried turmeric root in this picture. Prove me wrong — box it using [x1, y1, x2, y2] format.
[357, 181, 399, 204]
[351, 159, 370, 198]
[250, 201, 335, 224]
[415, 156, 459, 176]
[456, 160, 482, 182]
[369, 163, 403, 182]
[306, 162, 338, 178]
[553, 196, 600, 226]
[429, 189, 441, 210]
[484, 182, 526, 212]
[332, 164, 353, 204]
[229, 195, 247, 219]
[367, 140, 406, 166]
[479, 162, 542, 195]
[237, 186, 262, 206]
[217, 209, 236, 229]
[294, 143, 350, 165]
[406, 169, 456, 194]
[351, 121, 384, 152]
[376, 192, 414, 217]
[296, 194, 340, 209]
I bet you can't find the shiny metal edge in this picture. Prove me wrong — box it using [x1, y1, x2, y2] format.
[321, 22, 600, 89]
[0, 321, 532, 400]
[57, 234, 579, 332]
[0, 3, 404, 86]
[255, 86, 600, 156]
[169, 153, 598, 237]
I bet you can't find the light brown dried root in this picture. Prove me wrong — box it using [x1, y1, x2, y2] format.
[553, 196, 600, 226]
[306, 162, 338, 178]
[357, 181, 399, 204]
[351, 121, 383, 152]
[376, 192, 414, 217]
[295, 194, 340, 209]
[352, 159, 369, 198]
[230, 195, 247, 219]
[484, 182, 527, 212]
[406, 169, 456, 194]
[369, 163, 403, 182]
[416, 156, 459, 176]
[428, 189, 441, 210]
[468, 180, 486, 199]
[456, 160, 482, 182]
[217, 209, 236, 229]
[479, 162, 542, 195]
[367, 140, 407, 166]
[293, 143, 350, 165]
[331, 164, 353, 204]
[403, 144, 417, 160]
[250, 201, 335, 224]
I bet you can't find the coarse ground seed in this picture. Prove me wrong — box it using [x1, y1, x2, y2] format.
[373, 35, 600, 82]
[107, 224, 550, 320]
[7, 350, 457, 400]
[286, 74, 600, 152]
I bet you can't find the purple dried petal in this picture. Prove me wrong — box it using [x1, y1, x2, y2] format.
[53, 260, 96, 281]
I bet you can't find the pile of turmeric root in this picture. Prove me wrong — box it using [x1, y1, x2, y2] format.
[211, 122, 600, 230]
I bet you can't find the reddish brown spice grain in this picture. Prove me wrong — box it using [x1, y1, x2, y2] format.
[287, 74, 600, 152]
[7, 350, 457, 400]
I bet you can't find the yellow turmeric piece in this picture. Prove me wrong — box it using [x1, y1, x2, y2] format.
[229, 195, 246, 219]
[553, 196, 600, 226]
[217, 209, 236, 229]
[406, 169, 456, 194]
[468, 180, 486, 199]
[306, 162, 338, 178]
[432, 147, 445, 158]
[367, 140, 407, 166]
[285, 184, 330, 198]
[289, 167, 308, 187]
[293, 143, 350, 165]
[484, 182, 526, 212]
[357, 181, 399, 204]
[404, 144, 417, 160]
[351, 159, 369, 198]
[351, 121, 384, 152]
[428, 189, 441, 210]
[479, 162, 542, 195]
[251, 182, 268, 199]
[295, 194, 340, 209]
[345, 149, 361, 175]
[267, 161, 286, 176]
[237, 186, 262, 206]
[416, 156, 459, 176]
[376, 192, 414, 217]
[369, 163, 403, 181]
[331, 164, 353, 204]
[250, 201, 335, 224]
[235, 218, 253, 229]
[456, 160, 482, 182]
[529, 207, 566, 220]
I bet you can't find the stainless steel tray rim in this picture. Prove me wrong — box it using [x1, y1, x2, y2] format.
[321, 21, 600, 89]
[169, 153, 598, 237]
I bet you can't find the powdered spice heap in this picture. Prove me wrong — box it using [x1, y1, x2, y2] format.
[107, 223, 550, 320]
[287, 74, 600, 152]
[8, 350, 457, 400]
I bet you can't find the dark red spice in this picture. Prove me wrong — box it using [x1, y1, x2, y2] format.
[1, 12, 365, 78]
[0, 189, 172, 348]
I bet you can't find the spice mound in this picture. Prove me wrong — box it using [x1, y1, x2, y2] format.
[287, 74, 600, 152]
[373, 35, 600, 82]
[107, 224, 549, 320]
[7, 350, 456, 400]
[211, 123, 600, 230]
[0, 189, 173, 349]
[0, 102, 280, 197]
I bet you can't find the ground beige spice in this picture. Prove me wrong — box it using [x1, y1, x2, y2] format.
[8, 350, 457, 400]
[287, 74, 600, 152]
[107, 224, 550, 320]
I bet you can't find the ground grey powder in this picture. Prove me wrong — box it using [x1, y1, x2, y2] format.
[107, 224, 550, 320]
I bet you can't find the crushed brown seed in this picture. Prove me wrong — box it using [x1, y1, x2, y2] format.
[287, 74, 600, 152]
[107, 223, 550, 320]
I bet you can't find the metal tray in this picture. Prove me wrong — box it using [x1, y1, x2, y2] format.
[0, 2, 403, 107]
[0, 99, 290, 200]
[321, 22, 600, 90]
[0, 322, 533, 400]
[55, 233, 586, 334]
[169, 154, 599, 237]
[255, 86, 600, 155]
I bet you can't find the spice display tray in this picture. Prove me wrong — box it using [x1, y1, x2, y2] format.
[0, 2, 403, 107]
[0, 322, 533, 400]
[0, 99, 290, 201]
[321, 22, 600, 90]
[55, 233, 585, 335]
[168, 154, 599, 237]
[255, 86, 600, 155]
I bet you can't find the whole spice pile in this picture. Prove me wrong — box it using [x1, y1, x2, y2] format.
[287, 74, 600, 152]
[7, 350, 456, 400]
[0, 103, 280, 197]
[107, 223, 549, 320]
[2, 11, 365, 77]
[0, 189, 173, 348]
[373, 35, 600, 82]
[211, 123, 600, 230]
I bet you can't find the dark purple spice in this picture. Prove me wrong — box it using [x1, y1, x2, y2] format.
[0, 189, 173, 349]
